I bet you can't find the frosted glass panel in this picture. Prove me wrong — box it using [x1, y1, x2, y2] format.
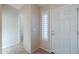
[42, 11, 48, 41]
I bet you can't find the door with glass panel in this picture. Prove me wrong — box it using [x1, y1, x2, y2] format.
[41, 10, 49, 51]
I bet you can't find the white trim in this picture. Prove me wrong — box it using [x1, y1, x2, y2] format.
[40, 46, 50, 53]
[31, 47, 39, 53]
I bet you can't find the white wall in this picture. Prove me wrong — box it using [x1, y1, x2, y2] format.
[19, 5, 31, 53]
[2, 5, 18, 48]
[31, 5, 40, 52]
[0, 5, 2, 53]
[19, 5, 40, 53]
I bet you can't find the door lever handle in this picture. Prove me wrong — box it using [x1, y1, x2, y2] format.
[51, 33, 55, 35]
[77, 32, 79, 35]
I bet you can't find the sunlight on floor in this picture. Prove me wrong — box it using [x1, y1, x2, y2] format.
[2, 43, 28, 54]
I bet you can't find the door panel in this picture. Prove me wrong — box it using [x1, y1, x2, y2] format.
[51, 5, 77, 54]
[51, 8, 70, 54]
[77, 9, 79, 54]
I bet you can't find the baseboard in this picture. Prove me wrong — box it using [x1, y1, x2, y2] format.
[31, 47, 39, 53]
[40, 47, 50, 53]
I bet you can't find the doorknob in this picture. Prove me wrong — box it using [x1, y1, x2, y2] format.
[51, 32, 55, 35]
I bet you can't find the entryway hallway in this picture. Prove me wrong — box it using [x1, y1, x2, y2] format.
[1, 4, 79, 54]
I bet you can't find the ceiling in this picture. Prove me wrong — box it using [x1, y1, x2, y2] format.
[9, 4, 66, 10]
[37, 4, 64, 7]
[9, 4, 50, 9]
[9, 4, 25, 10]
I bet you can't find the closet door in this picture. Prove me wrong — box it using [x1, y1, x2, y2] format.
[51, 5, 77, 54]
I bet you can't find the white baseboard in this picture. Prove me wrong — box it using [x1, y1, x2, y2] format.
[40, 47, 50, 53]
[31, 47, 39, 53]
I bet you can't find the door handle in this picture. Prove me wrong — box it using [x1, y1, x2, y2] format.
[77, 32, 79, 35]
[51, 32, 55, 35]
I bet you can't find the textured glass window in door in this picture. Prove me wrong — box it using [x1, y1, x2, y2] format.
[42, 11, 48, 41]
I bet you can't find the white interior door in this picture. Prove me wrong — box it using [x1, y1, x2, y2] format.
[77, 8, 79, 54]
[51, 5, 77, 54]
[51, 7, 70, 54]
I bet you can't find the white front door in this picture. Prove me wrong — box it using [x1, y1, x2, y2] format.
[51, 5, 77, 54]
